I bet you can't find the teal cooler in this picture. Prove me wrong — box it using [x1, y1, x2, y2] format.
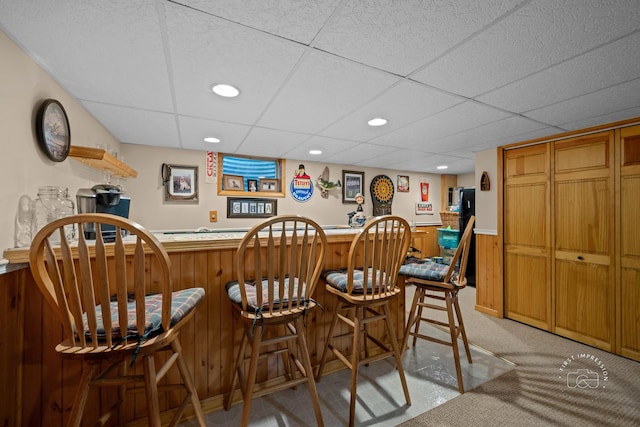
[437, 228, 459, 264]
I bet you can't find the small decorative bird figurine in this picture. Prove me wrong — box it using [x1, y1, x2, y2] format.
[316, 166, 341, 198]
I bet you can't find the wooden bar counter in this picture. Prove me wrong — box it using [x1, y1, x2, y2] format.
[1, 226, 420, 426]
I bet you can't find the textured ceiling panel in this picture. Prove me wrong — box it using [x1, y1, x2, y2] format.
[234, 127, 310, 158]
[256, 50, 399, 133]
[177, 116, 250, 152]
[82, 102, 179, 148]
[180, 0, 341, 45]
[165, 3, 307, 123]
[370, 101, 511, 150]
[526, 78, 640, 127]
[315, 0, 525, 76]
[0, 0, 174, 111]
[320, 81, 464, 141]
[413, 0, 640, 97]
[476, 31, 640, 113]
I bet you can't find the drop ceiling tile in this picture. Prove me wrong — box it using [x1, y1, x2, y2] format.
[82, 102, 179, 148]
[180, 0, 341, 44]
[283, 135, 359, 161]
[0, 0, 174, 111]
[257, 50, 399, 134]
[165, 3, 307, 124]
[320, 81, 464, 141]
[371, 101, 511, 149]
[525, 78, 640, 127]
[315, 0, 524, 76]
[429, 116, 548, 153]
[323, 143, 399, 165]
[413, 0, 640, 97]
[234, 127, 310, 158]
[477, 31, 640, 113]
[177, 116, 250, 152]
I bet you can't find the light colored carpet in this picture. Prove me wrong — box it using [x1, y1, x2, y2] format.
[399, 285, 640, 427]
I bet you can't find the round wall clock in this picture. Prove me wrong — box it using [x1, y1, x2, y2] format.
[36, 99, 71, 162]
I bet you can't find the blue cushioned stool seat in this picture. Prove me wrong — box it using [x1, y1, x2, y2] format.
[226, 278, 305, 310]
[323, 268, 389, 293]
[399, 260, 458, 284]
[82, 287, 205, 341]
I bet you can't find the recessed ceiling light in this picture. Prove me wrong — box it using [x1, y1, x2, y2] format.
[309, 149, 322, 155]
[204, 137, 220, 143]
[368, 117, 388, 127]
[437, 165, 448, 170]
[211, 84, 240, 98]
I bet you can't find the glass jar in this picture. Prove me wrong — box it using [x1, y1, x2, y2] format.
[31, 186, 76, 243]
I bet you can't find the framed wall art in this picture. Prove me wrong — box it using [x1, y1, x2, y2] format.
[162, 164, 198, 202]
[227, 197, 277, 219]
[223, 174, 244, 191]
[260, 178, 279, 192]
[342, 170, 364, 203]
[397, 175, 409, 192]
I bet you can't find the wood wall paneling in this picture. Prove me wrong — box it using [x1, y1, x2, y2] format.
[618, 125, 640, 360]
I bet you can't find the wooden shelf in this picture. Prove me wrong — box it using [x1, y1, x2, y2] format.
[68, 146, 137, 178]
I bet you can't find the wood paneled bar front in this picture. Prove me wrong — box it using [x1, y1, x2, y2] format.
[1, 227, 415, 426]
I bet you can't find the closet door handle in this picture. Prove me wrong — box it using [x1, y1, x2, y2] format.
[577, 255, 584, 261]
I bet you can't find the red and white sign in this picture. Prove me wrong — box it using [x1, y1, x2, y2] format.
[205, 151, 217, 183]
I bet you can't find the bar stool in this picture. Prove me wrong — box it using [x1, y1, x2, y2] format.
[316, 215, 412, 427]
[28, 213, 206, 426]
[401, 215, 475, 393]
[224, 215, 327, 427]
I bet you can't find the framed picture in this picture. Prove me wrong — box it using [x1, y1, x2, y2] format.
[36, 99, 71, 162]
[397, 175, 409, 192]
[342, 170, 364, 203]
[163, 164, 198, 201]
[223, 174, 244, 191]
[260, 178, 279, 192]
[247, 179, 258, 192]
[228, 197, 277, 218]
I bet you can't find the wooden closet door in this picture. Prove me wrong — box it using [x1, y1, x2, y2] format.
[553, 132, 615, 351]
[504, 144, 551, 330]
[618, 125, 640, 361]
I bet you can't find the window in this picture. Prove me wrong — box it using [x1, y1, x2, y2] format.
[217, 154, 285, 197]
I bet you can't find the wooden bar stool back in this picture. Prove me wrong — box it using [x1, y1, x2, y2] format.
[401, 215, 476, 393]
[28, 213, 206, 427]
[315, 215, 412, 427]
[224, 215, 327, 427]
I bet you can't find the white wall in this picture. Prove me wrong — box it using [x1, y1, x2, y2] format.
[121, 144, 445, 231]
[0, 30, 121, 256]
[474, 148, 498, 234]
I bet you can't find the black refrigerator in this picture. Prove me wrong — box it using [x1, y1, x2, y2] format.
[459, 188, 476, 286]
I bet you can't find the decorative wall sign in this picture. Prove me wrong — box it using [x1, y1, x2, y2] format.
[36, 99, 70, 162]
[290, 164, 313, 202]
[205, 151, 217, 184]
[420, 182, 429, 202]
[397, 175, 409, 192]
[415, 202, 434, 215]
[370, 174, 394, 216]
[316, 166, 341, 198]
[162, 164, 198, 202]
[227, 197, 277, 218]
[342, 170, 364, 203]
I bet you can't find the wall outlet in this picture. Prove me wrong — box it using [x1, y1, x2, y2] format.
[209, 210, 217, 222]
